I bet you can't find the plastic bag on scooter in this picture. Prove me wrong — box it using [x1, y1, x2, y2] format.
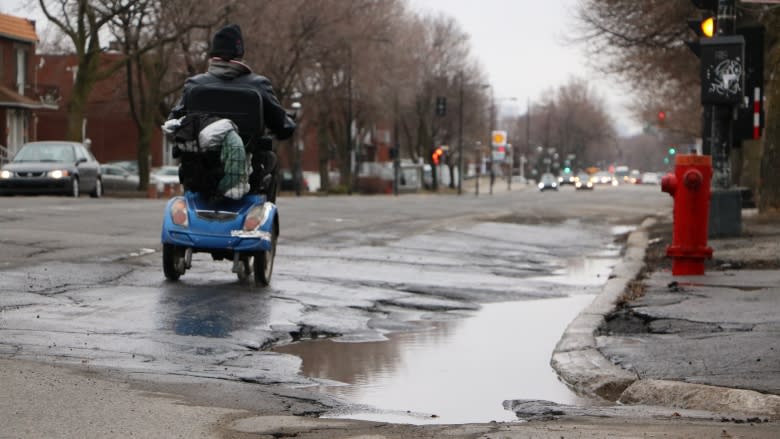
[198, 119, 250, 200]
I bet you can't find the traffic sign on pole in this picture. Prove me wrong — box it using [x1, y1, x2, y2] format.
[491, 130, 507, 162]
[491, 130, 507, 147]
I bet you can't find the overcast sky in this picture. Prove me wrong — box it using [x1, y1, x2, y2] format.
[0, 0, 641, 135]
[408, 0, 642, 136]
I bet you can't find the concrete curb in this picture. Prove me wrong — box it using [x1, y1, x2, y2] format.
[550, 217, 652, 400]
[550, 216, 780, 420]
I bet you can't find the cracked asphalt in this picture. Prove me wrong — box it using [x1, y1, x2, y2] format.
[3, 186, 778, 437]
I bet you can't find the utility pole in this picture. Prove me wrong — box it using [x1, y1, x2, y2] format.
[526, 98, 531, 170]
[393, 95, 400, 196]
[487, 87, 495, 196]
[457, 71, 464, 195]
[346, 44, 354, 196]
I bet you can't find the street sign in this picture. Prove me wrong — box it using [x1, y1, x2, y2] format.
[491, 130, 507, 147]
[700, 35, 745, 105]
[492, 145, 506, 162]
[490, 130, 507, 162]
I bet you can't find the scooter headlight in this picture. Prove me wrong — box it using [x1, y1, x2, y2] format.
[170, 197, 188, 227]
[243, 203, 273, 231]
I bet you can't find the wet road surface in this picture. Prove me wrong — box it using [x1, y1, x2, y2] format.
[0, 185, 670, 421]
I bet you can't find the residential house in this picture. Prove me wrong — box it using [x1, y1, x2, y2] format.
[0, 12, 57, 164]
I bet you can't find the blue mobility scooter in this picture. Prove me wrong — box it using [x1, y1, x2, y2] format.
[161, 84, 280, 285]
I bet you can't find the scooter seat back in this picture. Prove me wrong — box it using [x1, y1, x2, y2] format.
[185, 83, 264, 149]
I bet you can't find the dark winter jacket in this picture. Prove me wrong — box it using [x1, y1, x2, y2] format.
[169, 59, 296, 140]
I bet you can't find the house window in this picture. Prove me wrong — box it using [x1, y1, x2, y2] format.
[16, 48, 27, 95]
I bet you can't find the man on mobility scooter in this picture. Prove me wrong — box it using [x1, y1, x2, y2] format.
[161, 24, 296, 285]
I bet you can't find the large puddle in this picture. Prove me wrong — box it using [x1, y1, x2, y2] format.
[275, 251, 618, 424]
[277, 295, 596, 424]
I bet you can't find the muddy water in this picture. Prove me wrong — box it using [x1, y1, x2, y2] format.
[275, 254, 617, 425]
[277, 295, 596, 424]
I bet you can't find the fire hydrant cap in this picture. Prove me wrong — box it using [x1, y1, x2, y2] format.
[683, 169, 703, 190]
[661, 174, 677, 196]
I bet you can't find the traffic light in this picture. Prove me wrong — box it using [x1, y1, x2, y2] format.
[435, 96, 447, 117]
[431, 147, 443, 165]
[657, 110, 667, 124]
[688, 16, 715, 39]
[668, 147, 677, 155]
[686, 1, 745, 105]
[686, 1, 717, 56]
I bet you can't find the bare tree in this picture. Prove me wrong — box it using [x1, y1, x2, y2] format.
[38, 0, 137, 141]
[575, 0, 780, 212]
[516, 78, 614, 172]
[108, 0, 215, 189]
[757, 6, 780, 211]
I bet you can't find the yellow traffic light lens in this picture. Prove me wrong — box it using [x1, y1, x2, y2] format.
[701, 17, 714, 38]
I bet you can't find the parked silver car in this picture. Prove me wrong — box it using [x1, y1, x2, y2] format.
[101, 164, 140, 192]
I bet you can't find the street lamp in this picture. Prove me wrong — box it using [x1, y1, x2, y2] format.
[455, 78, 491, 196]
[290, 92, 303, 196]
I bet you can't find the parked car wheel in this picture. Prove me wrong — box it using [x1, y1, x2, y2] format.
[90, 178, 103, 198]
[71, 178, 80, 198]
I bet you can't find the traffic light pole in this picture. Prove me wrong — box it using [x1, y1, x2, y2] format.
[710, 0, 735, 189]
[708, 0, 741, 237]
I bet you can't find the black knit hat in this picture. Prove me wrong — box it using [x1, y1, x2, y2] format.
[210, 24, 244, 60]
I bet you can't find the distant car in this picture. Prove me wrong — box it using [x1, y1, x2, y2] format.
[574, 172, 594, 190]
[100, 164, 140, 192]
[151, 166, 180, 191]
[0, 141, 102, 197]
[537, 173, 558, 191]
[641, 172, 660, 185]
[593, 171, 617, 186]
[558, 171, 576, 186]
[279, 169, 309, 192]
[106, 160, 138, 175]
[629, 169, 642, 184]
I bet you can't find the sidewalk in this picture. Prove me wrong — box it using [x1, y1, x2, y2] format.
[461, 174, 528, 195]
[550, 210, 780, 420]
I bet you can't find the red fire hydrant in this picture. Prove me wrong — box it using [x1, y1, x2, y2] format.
[661, 155, 713, 275]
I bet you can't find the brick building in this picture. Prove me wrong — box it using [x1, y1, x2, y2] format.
[34, 53, 164, 166]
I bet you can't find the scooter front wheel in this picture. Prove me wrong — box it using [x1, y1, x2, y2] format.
[163, 244, 184, 281]
[253, 228, 277, 286]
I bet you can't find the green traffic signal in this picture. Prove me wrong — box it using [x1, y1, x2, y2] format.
[664, 157, 670, 164]
[668, 147, 677, 155]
